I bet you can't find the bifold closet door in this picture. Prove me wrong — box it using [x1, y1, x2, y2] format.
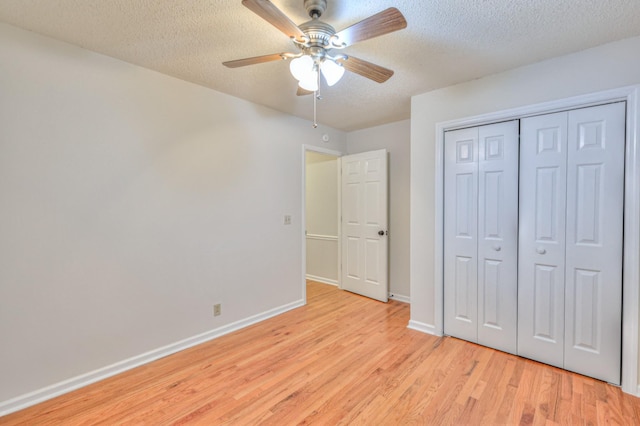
[518, 102, 625, 384]
[444, 121, 519, 354]
[477, 122, 519, 353]
[564, 103, 625, 384]
[518, 112, 568, 369]
[444, 127, 478, 343]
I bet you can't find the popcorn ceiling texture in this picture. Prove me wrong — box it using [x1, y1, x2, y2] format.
[1, 0, 640, 131]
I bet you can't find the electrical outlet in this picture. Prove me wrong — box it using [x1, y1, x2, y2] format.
[213, 303, 221, 317]
[284, 215, 292, 225]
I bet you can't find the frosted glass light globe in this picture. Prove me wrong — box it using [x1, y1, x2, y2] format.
[320, 60, 345, 86]
[298, 70, 319, 92]
[289, 56, 314, 81]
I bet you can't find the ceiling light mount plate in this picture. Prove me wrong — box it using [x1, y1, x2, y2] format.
[304, 0, 327, 19]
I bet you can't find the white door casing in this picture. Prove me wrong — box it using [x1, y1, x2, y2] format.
[444, 121, 519, 353]
[341, 149, 389, 302]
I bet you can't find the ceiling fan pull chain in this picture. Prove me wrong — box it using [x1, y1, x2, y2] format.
[313, 88, 318, 128]
[312, 68, 321, 128]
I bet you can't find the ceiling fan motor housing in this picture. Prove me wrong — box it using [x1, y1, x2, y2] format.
[304, 0, 327, 18]
[298, 20, 336, 48]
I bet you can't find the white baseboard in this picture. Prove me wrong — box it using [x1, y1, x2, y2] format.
[407, 320, 441, 336]
[389, 293, 410, 303]
[0, 299, 304, 417]
[305, 274, 338, 286]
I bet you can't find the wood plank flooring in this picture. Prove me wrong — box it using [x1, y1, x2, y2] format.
[2, 281, 640, 425]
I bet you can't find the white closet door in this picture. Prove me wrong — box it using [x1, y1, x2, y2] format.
[444, 127, 479, 342]
[564, 103, 625, 384]
[519, 103, 625, 384]
[444, 121, 518, 349]
[518, 112, 568, 369]
[477, 121, 519, 354]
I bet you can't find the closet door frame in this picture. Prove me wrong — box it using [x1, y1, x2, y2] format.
[433, 85, 640, 396]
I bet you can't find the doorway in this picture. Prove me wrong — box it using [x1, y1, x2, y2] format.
[304, 150, 340, 287]
[302, 146, 391, 304]
[302, 146, 342, 303]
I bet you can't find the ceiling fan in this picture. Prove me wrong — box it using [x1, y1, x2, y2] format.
[223, 0, 407, 124]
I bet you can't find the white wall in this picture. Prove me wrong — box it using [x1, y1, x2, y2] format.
[347, 120, 411, 300]
[410, 35, 640, 378]
[305, 152, 338, 284]
[0, 23, 346, 408]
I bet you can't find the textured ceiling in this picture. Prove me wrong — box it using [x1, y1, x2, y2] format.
[2, 1, 640, 131]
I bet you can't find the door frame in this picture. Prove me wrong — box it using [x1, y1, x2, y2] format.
[433, 85, 640, 395]
[301, 145, 343, 304]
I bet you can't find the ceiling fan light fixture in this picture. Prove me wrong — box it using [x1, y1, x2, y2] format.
[320, 59, 345, 86]
[298, 69, 319, 92]
[289, 55, 314, 81]
[225, 0, 407, 127]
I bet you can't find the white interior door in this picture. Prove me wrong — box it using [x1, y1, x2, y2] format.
[444, 121, 519, 352]
[341, 149, 388, 302]
[519, 103, 625, 384]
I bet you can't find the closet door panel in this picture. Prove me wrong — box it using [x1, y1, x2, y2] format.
[477, 121, 519, 354]
[444, 127, 478, 342]
[564, 102, 625, 384]
[518, 112, 567, 368]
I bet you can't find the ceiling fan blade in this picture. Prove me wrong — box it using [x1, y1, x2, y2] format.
[337, 56, 394, 83]
[333, 7, 407, 47]
[296, 86, 313, 96]
[242, 0, 306, 40]
[223, 53, 287, 68]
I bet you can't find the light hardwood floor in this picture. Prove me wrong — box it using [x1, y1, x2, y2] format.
[3, 281, 640, 425]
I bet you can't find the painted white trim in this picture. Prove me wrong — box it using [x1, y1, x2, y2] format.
[407, 320, 440, 336]
[434, 116, 445, 341]
[337, 156, 342, 290]
[0, 299, 304, 417]
[302, 145, 343, 298]
[432, 85, 640, 396]
[622, 87, 640, 396]
[306, 233, 338, 241]
[389, 293, 410, 304]
[305, 274, 339, 286]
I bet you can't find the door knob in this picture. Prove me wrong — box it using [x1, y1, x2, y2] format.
[536, 247, 546, 254]
[378, 230, 385, 236]
[493, 245, 501, 251]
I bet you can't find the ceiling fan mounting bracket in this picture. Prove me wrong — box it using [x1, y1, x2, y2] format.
[304, 0, 327, 19]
